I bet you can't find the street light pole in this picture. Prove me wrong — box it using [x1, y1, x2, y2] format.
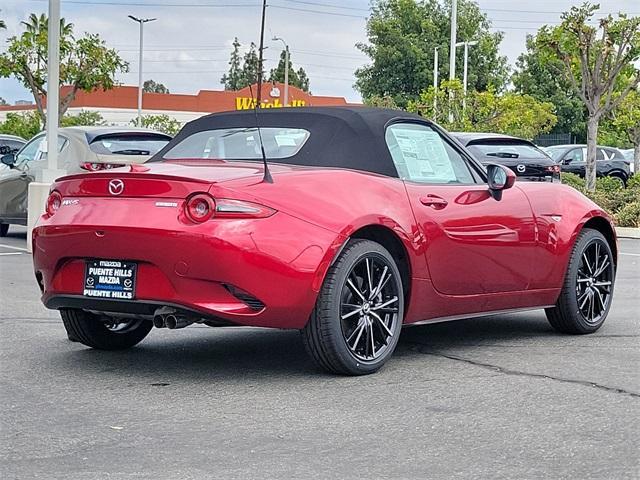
[45, 0, 60, 182]
[433, 46, 438, 114]
[273, 36, 289, 107]
[455, 40, 478, 112]
[128, 15, 156, 127]
[448, 0, 457, 122]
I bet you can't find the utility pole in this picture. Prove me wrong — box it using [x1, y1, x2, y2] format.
[433, 46, 439, 114]
[448, 0, 457, 122]
[273, 36, 289, 106]
[256, 0, 267, 107]
[128, 15, 156, 126]
[45, 0, 60, 182]
[456, 40, 478, 112]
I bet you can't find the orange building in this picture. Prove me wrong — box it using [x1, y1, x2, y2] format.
[0, 83, 353, 126]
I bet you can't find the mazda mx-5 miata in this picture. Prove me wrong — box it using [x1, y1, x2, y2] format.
[32, 107, 617, 375]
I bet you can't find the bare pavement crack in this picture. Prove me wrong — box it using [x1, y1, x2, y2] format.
[406, 341, 640, 398]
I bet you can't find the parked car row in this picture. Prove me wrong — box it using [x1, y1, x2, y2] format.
[0, 127, 171, 236]
[545, 144, 631, 186]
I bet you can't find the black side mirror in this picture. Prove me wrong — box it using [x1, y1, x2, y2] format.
[486, 163, 516, 201]
[1, 153, 17, 168]
[562, 157, 572, 165]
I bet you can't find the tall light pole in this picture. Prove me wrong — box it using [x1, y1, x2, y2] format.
[433, 46, 439, 113]
[273, 36, 289, 107]
[45, 0, 61, 182]
[455, 40, 478, 112]
[128, 15, 156, 126]
[448, 0, 457, 122]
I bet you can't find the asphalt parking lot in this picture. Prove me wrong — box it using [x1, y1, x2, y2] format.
[1, 226, 638, 479]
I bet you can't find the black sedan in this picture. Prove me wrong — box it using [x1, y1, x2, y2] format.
[545, 144, 631, 186]
[453, 133, 560, 182]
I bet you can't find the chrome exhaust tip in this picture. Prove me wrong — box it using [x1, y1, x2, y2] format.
[153, 315, 166, 328]
[165, 314, 194, 330]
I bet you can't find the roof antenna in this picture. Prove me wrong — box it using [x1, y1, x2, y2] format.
[251, 0, 273, 184]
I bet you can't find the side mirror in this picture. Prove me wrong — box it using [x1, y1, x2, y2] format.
[1, 153, 17, 168]
[486, 163, 516, 201]
[0, 145, 10, 155]
[562, 157, 571, 165]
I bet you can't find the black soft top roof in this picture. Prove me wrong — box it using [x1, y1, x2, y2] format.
[151, 106, 429, 177]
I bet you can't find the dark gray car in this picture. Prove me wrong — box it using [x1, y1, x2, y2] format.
[545, 144, 631, 186]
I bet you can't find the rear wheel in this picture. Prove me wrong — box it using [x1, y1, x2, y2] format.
[609, 173, 626, 188]
[61, 309, 152, 350]
[545, 228, 615, 334]
[0, 223, 9, 237]
[302, 239, 404, 375]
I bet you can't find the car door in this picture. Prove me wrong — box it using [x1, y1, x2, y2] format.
[561, 147, 586, 176]
[0, 134, 67, 222]
[386, 122, 537, 295]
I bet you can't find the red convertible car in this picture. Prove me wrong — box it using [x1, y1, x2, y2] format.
[32, 107, 617, 375]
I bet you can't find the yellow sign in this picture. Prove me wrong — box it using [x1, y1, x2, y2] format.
[235, 97, 306, 110]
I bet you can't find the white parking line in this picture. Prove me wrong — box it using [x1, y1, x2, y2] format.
[0, 244, 29, 252]
[0, 252, 24, 256]
[620, 252, 640, 257]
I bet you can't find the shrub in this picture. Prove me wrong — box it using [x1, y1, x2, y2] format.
[596, 175, 624, 192]
[560, 172, 585, 190]
[627, 173, 640, 191]
[615, 201, 640, 228]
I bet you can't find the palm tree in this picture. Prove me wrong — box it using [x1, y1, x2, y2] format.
[0, 9, 6, 30]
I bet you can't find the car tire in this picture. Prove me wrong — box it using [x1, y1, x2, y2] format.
[302, 239, 404, 375]
[61, 308, 153, 350]
[0, 223, 9, 237]
[609, 173, 627, 188]
[545, 228, 615, 334]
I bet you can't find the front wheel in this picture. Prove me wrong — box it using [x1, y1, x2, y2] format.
[545, 228, 615, 334]
[61, 309, 152, 350]
[302, 239, 404, 375]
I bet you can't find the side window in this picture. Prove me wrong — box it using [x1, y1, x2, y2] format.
[17, 135, 67, 165]
[565, 148, 583, 163]
[385, 123, 476, 184]
[596, 148, 607, 161]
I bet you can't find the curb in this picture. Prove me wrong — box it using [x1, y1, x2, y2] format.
[615, 227, 640, 239]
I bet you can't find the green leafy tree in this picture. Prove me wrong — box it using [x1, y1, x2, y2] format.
[0, 13, 128, 127]
[0, 111, 42, 139]
[221, 37, 244, 90]
[602, 90, 640, 172]
[408, 79, 557, 139]
[0, 97, 8, 106]
[537, 3, 640, 191]
[355, 0, 508, 107]
[240, 42, 263, 88]
[61, 110, 105, 127]
[512, 34, 587, 142]
[0, 10, 6, 30]
[133, 114, 180, 136]
[268, 50, 311, 92]
[364, 94, 400, 109]
[143, 79, 169, 94]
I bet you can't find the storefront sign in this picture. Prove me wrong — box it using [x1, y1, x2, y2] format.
[235, 97, 307, 110]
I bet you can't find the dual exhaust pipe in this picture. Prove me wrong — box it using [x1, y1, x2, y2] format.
[153, 307, 198, 329]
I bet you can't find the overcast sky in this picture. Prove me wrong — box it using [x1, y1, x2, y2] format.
[0, 0, 638, 104]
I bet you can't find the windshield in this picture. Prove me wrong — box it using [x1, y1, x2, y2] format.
[89, 135, 170, 156]
[163, 127, 310, 160]
[467, 141, 548, 159]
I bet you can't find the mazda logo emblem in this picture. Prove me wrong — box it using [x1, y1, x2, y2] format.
[516, 164, 526, 173]
[108, 179, 124, 196]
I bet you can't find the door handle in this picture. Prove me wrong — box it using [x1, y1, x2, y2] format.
[419, 195, 448, 209]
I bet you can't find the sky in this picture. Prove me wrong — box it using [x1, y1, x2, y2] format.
[0, 0, 638, 104]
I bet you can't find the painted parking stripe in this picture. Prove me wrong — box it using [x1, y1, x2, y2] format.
[620, 252, 640, 257]
[0, 252, 24, 256]
[0, 244, 29, 252]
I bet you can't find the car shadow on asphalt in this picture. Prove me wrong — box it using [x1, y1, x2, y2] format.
[50, 312, 555, 380]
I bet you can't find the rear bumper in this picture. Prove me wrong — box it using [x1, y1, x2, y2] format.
[33, 210, 343, 329]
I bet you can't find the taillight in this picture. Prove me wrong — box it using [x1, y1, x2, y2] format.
[185, 193, 215, 223]
[183, 195, 275, 223]
[214, 199, 275, 218]
[547, 165, 561, 174]
[80, 162, 125, 171]
[46, 191, 62, 216]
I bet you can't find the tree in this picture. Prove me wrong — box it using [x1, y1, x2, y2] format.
[0, 13, 128, 127]
[221, 37, 243, 90]
[0, 111, 42, 139]
[408, 79, 557, 139]
[512, 34, 587, 142]
[268, 49, 311, 92]
[143, 79, 169, 94]
[537, 3, 640, 191]
[0, 97, 8, 106]
[61, 110, 105, 127]
[603, 90, 640, 172]
[240, 42, 263, 88]
[133, 114, 181, 135]
[355, 0, 508, 107]
[0, 10, 6, 30]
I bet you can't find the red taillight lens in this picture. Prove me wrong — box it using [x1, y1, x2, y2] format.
[185, 193, 215, 223]
[46, 191, 62, 216]
[214, 199, 276, 219]
[547, 165, 561, 174]
[80, 162, 125, 171]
